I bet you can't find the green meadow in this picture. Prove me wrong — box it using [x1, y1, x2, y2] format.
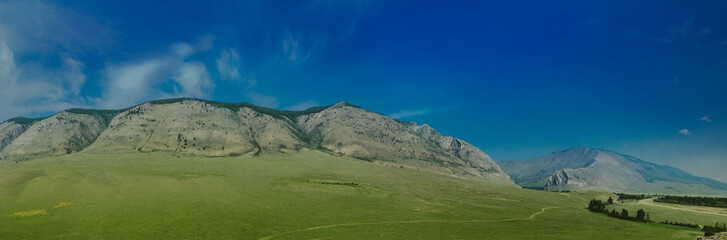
[608, 198, 727, 227]
[0, 150, 707, 239]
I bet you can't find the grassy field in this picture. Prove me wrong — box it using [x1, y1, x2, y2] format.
[0, 150, 707, 239]
[608, 198, 727, 227]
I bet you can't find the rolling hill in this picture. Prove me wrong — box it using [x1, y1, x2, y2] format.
[498, 147, 727, 195]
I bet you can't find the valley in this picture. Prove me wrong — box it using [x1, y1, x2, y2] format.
[1, 99, 724, 239]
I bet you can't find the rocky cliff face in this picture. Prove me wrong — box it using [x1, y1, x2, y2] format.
[0, 98, 514, 185]
[0, 120, 34, 153]
[409, 123, 506, 175]
[545, 169, 587, 190]
[295, 102, 511, 183]
[501, 147, 727, 195]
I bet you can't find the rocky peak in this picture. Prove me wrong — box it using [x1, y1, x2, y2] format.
[328, 101, 352, 109]
[408, 122, 507, 176]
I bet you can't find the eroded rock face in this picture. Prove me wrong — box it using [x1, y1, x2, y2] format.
[0, 99, 515, 185]
[409, 123, 507, 175]
[544, 169, 588, 191]
[0, 112, 107, 159]
[294, 102, 512, 184]
[0, 121, 30, 152]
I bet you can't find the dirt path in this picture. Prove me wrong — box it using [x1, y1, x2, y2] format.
[258, 207, 557, 240]
[638, 198, 727, 217]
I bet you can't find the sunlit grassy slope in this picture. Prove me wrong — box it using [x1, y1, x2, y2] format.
[0, 150, 705, 239]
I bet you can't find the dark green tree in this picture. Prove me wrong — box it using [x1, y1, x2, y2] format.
[636, 209, 646, 221]
[607, 197, 614, 205]
[621, 209, 629, 219]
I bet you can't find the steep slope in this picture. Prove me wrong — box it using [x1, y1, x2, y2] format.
[499, 147, 727, 194]
[297, 102, 512, 183]
[0, 118, 42, 154]
[409, 123, 506, 175]
[0, 111, 111, 160]
[0, 98, 513, 184]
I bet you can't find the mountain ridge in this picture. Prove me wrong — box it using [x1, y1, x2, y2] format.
[0, 98, 513, 185]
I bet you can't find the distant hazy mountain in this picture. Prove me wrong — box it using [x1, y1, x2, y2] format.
[0, 98, 513, 185]
[498, 147, 727, 195]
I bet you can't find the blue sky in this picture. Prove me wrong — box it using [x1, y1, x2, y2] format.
[1, 1, 726, 181]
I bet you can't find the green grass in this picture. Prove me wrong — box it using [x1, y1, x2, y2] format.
[0, 151, 707, 239]
[608, 199, 727, 227]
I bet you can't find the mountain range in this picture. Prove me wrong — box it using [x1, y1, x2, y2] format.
[499, 147, 727, 195]
[2, 98, 725, 195]
[0, 98, 513, 185]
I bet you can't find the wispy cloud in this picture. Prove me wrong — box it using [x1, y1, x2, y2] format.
[61, 54, 87, 96]
[307, 0, 368, 41]
[216, 48, 242, 81]
[172, 62, 213, 97]
[0, 41, 91, 120]
[0, 1, 110, 120]
[621, 30, 674, 43]
[670, 18, 694, 36]
[284, 100, 318, 111]
[99, 39, 215, 109]
[247, 92, 279, 108]
[701, 115, 713, 123]
[101, 59, 166, 109]
[387, 110, 430, 119]
[277, 32, 320, 66]
[678, 129, 691, 135]
[621, 18, 712, 45]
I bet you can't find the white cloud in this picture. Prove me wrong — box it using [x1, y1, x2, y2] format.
[0, 41, 17, 81]
[387, 110, 430, 119]
[172, 62, 213, 97]
[247, 93, 279, 108]
[282, 33, 301, 61]
[0, 2, 109, 121]
[0, 41, 92, 121]
[678, 129, 691, 135]
[99, 37, 216, 109]
[61, 54, 87, 96]
[284, 100, 318, 111]
[171, 43, 195, 59]
[195, 34, 215, 52]
[216, 48, 242, 81]
[700, 115, 713, 122]
[277, 32, 320, 66]
[102, 59, 166, 109]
